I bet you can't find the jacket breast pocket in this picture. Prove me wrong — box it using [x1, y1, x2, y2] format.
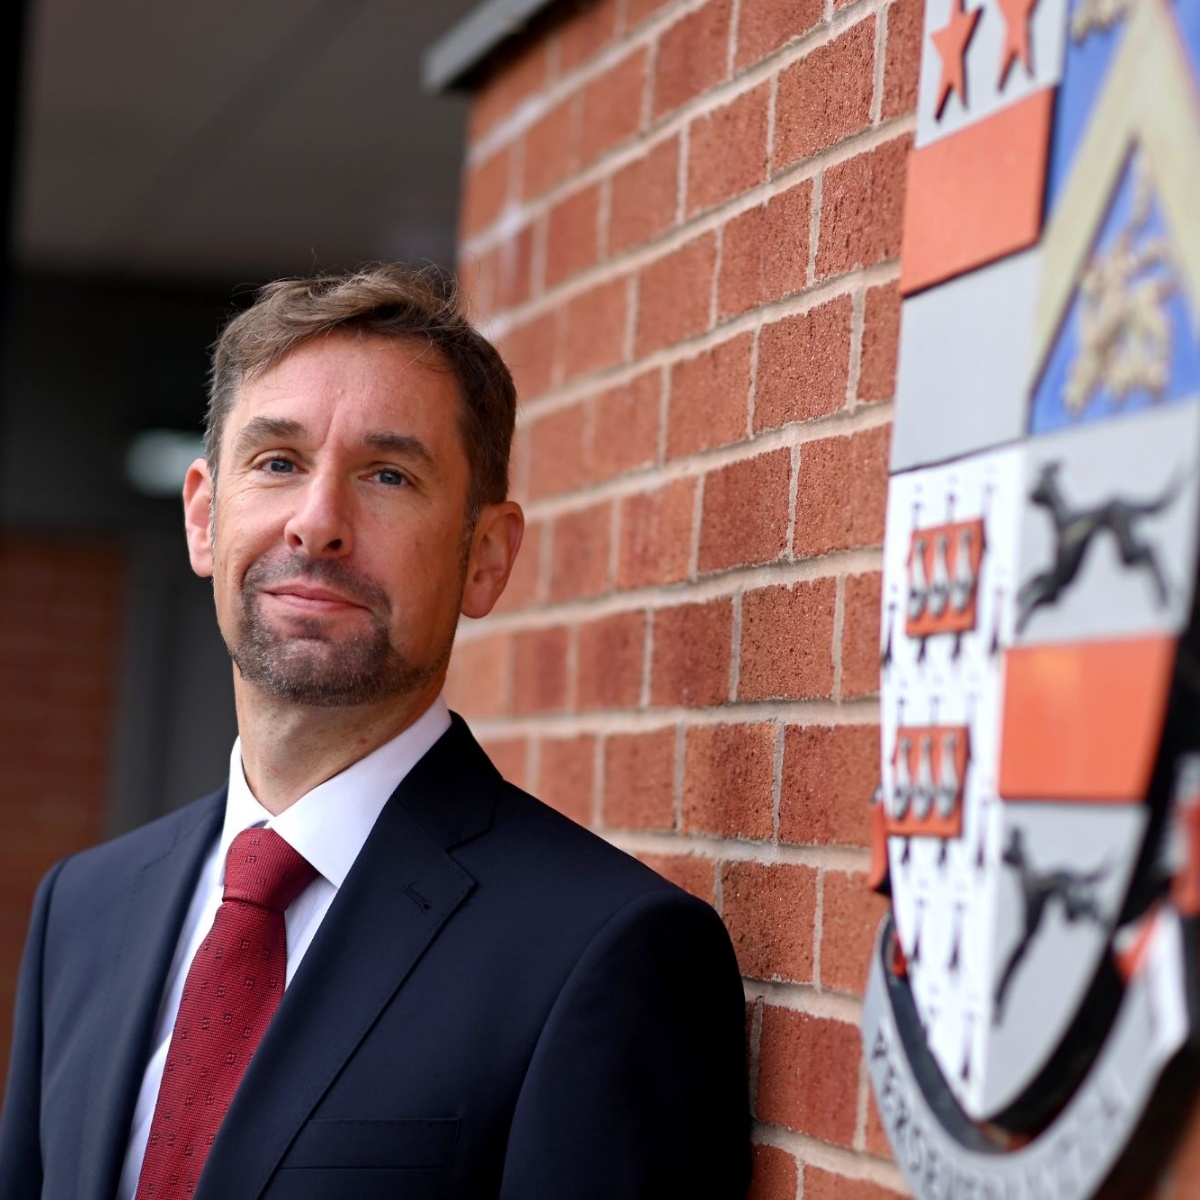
[283, 1117, 460, 1169]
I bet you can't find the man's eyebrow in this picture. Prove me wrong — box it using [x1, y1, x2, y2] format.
[233, 416, 306, 455]
[231, 421, 436, 470]
[363, 431, 436, 469]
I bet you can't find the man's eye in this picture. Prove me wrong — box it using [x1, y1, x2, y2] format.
[265, 458, 295, 473]
[376, 468, 407, 487]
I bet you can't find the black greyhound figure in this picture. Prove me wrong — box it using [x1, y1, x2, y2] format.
[993, 826, 1110, 1025]
[1015, 461, 1180, 633]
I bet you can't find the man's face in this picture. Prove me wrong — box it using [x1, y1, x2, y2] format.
[183, 331, 517, 710]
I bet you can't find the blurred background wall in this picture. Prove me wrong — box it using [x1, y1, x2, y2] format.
[0, 0, 480, 1085]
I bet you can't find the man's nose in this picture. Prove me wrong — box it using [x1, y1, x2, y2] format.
[283, 475, 354, 557]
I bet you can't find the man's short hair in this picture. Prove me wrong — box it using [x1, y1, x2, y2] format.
[208, 265, 516, 518]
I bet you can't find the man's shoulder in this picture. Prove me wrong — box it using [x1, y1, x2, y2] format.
[409, 714, 703, 918]
[450, 773, 726, 961]
[49, 788, 224, 898]
[491, 780, 676, 893]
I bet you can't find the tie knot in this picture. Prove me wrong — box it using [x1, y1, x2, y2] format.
[223, 827, 316, 913]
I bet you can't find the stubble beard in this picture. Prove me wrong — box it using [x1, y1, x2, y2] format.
[227, 554, 455, 708]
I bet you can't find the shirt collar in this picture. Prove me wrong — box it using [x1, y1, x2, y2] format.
[219, 697, 452, 888]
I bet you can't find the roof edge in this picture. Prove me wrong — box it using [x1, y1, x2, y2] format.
[422, 0, 559, 93]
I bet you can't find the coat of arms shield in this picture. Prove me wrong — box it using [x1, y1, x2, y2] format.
[862, 0, 1200, 1193]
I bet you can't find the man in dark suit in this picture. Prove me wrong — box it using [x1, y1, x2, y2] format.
[0, 266, 750, 1199]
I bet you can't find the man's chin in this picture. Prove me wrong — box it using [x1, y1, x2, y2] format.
[229, 632, 443, 709]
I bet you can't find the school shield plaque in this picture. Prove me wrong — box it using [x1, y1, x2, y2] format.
[862, 0, 1200, 1194]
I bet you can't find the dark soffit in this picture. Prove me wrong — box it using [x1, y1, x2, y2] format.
[422, 0, 559, 93]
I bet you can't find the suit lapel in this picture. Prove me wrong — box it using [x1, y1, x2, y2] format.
[77, 792, 225, 1200]
[196, 718, 499, 1200]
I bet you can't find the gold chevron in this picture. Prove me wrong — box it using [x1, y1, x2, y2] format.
[1031, 0, 1200, 385]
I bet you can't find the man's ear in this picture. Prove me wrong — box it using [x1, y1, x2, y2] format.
[461, 501, 525, 619]
[182, 457, 215, 579]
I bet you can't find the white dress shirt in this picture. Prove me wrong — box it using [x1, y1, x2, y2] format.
[116, 698, 452, 1200]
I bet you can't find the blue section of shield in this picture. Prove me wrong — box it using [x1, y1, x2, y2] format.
[1177, 0, 1200, 75]
[1029, 157, 1200, 434]
[1045, 0, 1200, 210]
[1044, 0, 1124, 209]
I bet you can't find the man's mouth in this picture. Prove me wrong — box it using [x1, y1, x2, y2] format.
[243, 555, 391, 625]
[260, 583, 369, 615]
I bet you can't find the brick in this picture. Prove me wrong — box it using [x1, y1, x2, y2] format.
[774, 20, 876, 170]
[610, 136, 680, 255]
[458, 250, 491, 319]
[480, 737, 530, 789]
[545, 184, 601, 288]
[804, 1166, 907, 1200]
[549, 501, 612, 601]
[577, 610, 646, 710]
[748, 1144, 799, 1200]
[556, 0, 620, 75]
[466, 246, 500, 323]
[539, 735, 596, 825]
[652, 598, 732, 707]
[485, 223, 537, 314]
[469, 40, 550, 140]
[617, 478, 696, 589]
[494, 516, 542, 614]
[687, 83, 769, 217]
[522, 96, 579, 200]
[859, 282, 901, 403]
[722, 861, 817, 981]
[821, 870, 888, 996]
[499, 309, 559, 401]
[755, 297, 853, 431]
[882, 0, 924, 119]
[0, 537, 122, 1087]
[602, 727, 676, 829]
[636, 852, 716, 903]
[865, 1087, 893, 1157]
[717, 181, 811, 319]
[636, 233, 716, 356]
[756, 1006, 862, 1144]
[627, 0, 673, 26]
[1157, 1102, 1200, 1200]
[561, 275, 629, 382]
[461, 147, 512, 240]
[510, 421, 533, 503]
[698, 448, 791, 573]
[502, 223, 537, 311]
[745, 998, 759, 1057]
[527, 402, 589, 500]
[794, 424, 890, 556]
[591, 370, 661, 482]
[779, 723, 880, 847]
[739, 580, 837, 701]
[653, 0, 733, 118]
[667, 334, 752, 459]
[736, 0, 824, 68]
[513, 626, 571, 714]
[842, 571, 883, 699]
[580, 49, 648, 165]
[683, 723, 775, 838]
[443, 634, 510, 717]
[816, 136, 910, 280]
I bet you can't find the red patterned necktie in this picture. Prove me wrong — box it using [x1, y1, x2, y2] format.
[135, 827, 317, 1199]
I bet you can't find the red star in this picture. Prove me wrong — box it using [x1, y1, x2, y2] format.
[997, 0, 1038, 88]
[931, 0, 983, 119]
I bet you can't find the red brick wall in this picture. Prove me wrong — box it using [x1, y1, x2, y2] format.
[445, 0, 917, 1194]
[0, 537, 123, 1089]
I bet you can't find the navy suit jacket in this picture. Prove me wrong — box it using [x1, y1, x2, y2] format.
[0, 716, 750, 1199]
